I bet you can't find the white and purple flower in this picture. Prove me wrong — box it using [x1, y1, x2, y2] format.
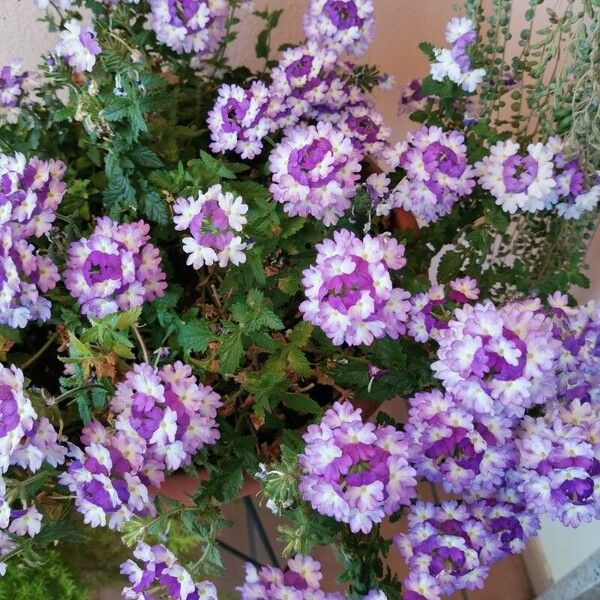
[55, 20, 102, 73]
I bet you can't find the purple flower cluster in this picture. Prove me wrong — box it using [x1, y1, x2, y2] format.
[397, 79, 425, 116]
[64, 217, 167, 318]
[386, 126, 476, 225]
[408, 277, 480, 343]
[120, 542, 218, 600]
[0, 363, 66, 574]
[300, 230, 411, 346]
[0, 153, 64, 327]
[60, 362, 221, 530]
[430, 17, 486, 92]
[396, 497, 537, 600]
[267, 42, 341, 128]
[173, 184, 248, 269]
[303, 0, 375, 57]
[299, 401, 417, 533]
[207, 82, 272, 159]
[549, 293, 600, 402]
[515, 397, 600, 528]
[55, 20, 102, 73]
[432, 299, 560, 421]
[147, 0, 228, 59]
[269, 122, 361, 226]
[405, 390, 517, 496]
[0, 60, 42, 125]
[237, 554, 343, 600]
[546, 137, 600, 220]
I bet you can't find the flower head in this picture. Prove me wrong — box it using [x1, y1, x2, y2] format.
[173, 184, 248, 269]
[300, 230, 411, 346]
[55, 20, 102, 73]
[64, 217, 167, 318]
[299, 401, 417, 533]
[303, 0, 375, 57]
[0, 60, 42, 125]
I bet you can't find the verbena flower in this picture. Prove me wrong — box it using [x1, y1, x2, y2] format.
[55, 20, 102, 73]
[397, 79, 425, 116]
[64, 217, 167, 318]
[303, 0, 375, 57]
[395, 501, 489, 599]
[173, 184, 248, 269]
[0, 364, 37, 473]
[0, 61, 42, 125]
[0, 229, 59, 327]
[407, 277, 480, 343]
[267, 42, 343, 127]
[405, 389, 517, 495]
[208, 82, 273, 159]
[300, 230, 411, 346]
[147, 0, 228, 58]
[545, 137, 600, 219]
[387, 126, 476, 225]
[120, 542, 218, 599]
[269, 122, 362, 226]
[430, 17, 486, 92]
[515, 397, 600, 528]
[0, 153, 66, 238]
[237, 554, 344, 600]
[475, 140, 556, 214]
[299, 401, 417, 533]
[431, 299, 560, 421]
[61, 362, 221, 530]
[548, 293, 600, 402]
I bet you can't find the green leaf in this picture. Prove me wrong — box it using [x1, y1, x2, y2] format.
[288, 322, 313, 348]
[130, 146, 164, 168]
[285, 346, 312, 377]
[281, 393, 322, 415]
[140, 184, 170, 225]
[218, 328, 244, 374]
[219, 468, 244, 501]
[437, 249, 465, 282]
[178, 320, 216, 354]
[116, 308, 142, 330]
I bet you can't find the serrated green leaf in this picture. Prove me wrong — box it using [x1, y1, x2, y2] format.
[116, 307, 142, 330]
[218, 328, 244, 374]
[178, 320, 215, 354]
[281, 393, 322, 415]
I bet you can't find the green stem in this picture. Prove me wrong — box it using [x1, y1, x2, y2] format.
[19, 332, 58, 370]
[53, 383, 107, 405]
[132, 324, 150, 364]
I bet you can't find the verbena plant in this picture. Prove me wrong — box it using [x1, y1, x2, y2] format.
[0, 1, 598, 599]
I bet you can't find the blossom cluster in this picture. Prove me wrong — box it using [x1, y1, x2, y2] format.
[515, 397, 600, 528]
[60, 362, 221, 530]
[430, 17, 486, 92]
[303, 0, 375, 57]
[237, 554, 343, 600]
[549, 293, 600, 401]
[396, 498, 538, 600]
[120, 541, 218, 600]
[405, 389, 517, 496]
[173, 184, 248, 269]
[432, 299, 560, 421]
[299, 401, 417, 533]
[407, 276, 480, 342]
[55, 20, 102, 73]
[475, 138, 599, 218]
[269, 121, 362, 226]
[0, 153, 64, 327]
[64, 217, 167, 318]
[382, 126, 476, 225]
[300, 230, 411, 346]
[207, 82, 273, 159]
[0, 363, 66, 575]
[147, 0, 228, 58]
[0, 60, 41, 125]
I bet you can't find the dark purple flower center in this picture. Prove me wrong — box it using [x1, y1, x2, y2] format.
[82, 251, 123, 286]
[0, 385, 19, 436]
[502, 155, 538, 193]
[324, 0, 361, 29]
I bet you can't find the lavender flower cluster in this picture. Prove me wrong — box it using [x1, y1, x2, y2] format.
[476, 138, 600, 218]
[121, 541, 218, 600]
[300, 230, 411, 346]
[299, 401, 417, 533]
[55, 20, 102, 73]
[173, 184, 248, 269]
[64, 217, 167, 318]
[0, 153, 64, 327]
[0, 60, 41, 125]
[430, 17, 486, 92]
[0, 364, 66, 574]
[381, 126, 476, 225]
[60, 362, 221, 530]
